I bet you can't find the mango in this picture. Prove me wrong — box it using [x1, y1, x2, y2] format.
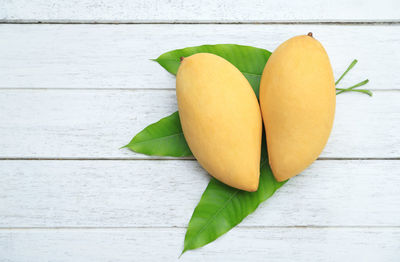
[176, 53, 262, 191]
[260, 33, 336, 182]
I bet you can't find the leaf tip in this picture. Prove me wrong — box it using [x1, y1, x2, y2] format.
[119, 144, 129, 149]
[179, 248, 187, 258]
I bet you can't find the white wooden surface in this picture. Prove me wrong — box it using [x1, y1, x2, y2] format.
[1, 1, 399, 261]
[1, 25, 399, 90]
[0, 90, 399, 159]
[1, 228, 399, 262]
[1, 0, 399, 22]
[1, 160, 399, 227]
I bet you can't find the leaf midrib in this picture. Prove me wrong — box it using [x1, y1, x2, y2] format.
[185, 188, 240, 250]
[242, 72, 261, 78]
[131, 132, 184, 146]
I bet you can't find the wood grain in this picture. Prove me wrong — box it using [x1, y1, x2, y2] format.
[0, 89, 398, 159]
[1, 0, 399, 23]
[1, 160, 399, 227]
[0, 12, 399, 261]
[0, 24, 399, 90]
[1, 227, 399, 261]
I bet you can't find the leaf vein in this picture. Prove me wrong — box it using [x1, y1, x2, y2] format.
[130, 132, 184, 146]
[157, 58, 262, 77]
[186, 188, 240, 248]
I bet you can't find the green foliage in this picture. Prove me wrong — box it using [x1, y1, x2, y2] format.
[123, 111, 192, 157]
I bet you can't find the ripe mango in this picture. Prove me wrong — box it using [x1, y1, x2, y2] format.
[176, 53, 262, 191]
[260, 33, 336, 182]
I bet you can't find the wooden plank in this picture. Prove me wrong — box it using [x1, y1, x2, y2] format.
[0, 227, 399, 261]
[0, 24, 399, 90]
[1, 160, 399, 227]
[0, 89, 398, 159]
[1, 0, 399, 22]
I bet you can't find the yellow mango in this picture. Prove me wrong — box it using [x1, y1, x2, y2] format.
[176, 53, 262, 191]
[260, 33, 336, 182]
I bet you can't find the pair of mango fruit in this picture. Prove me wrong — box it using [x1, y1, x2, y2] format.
[176, 33, 336, 191]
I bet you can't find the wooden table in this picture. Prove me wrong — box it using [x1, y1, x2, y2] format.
[1, 1, 399, 261]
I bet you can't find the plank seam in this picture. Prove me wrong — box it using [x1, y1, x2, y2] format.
[0, 226, 398, 230]
[1, 20, 400, 25]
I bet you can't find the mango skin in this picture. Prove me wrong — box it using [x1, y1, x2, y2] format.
[176, 53, 262, 191]
[260, 35, 336, 182]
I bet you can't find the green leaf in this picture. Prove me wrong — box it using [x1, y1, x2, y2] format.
[123, 111, 192, 157]
[154, 44, 271, 97]
[182, 141, 286, 254]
